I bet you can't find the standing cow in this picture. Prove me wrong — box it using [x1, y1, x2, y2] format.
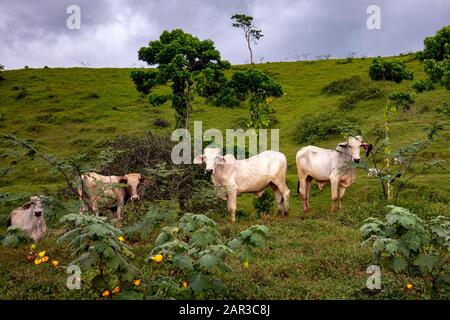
[296, 135, 369, 212]
[8, 196, 47, 243]
[194, 148, 290, 223]
[78, 172, 147, 219]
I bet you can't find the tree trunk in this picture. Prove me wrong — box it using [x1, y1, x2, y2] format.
[247, 39, 254, 65]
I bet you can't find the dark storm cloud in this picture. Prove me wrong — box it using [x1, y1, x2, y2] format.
[0, 0, 449, 69]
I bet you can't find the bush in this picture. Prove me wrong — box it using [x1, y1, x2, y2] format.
[1, 226, 32, 248]
[435, 99, 450, 116]
[361, 206, 450, 299]
[321, 76, 362, 95]
[16, 87, 28, 99]
[369, 57, 414, 83]
[294, 113, 361, 144]
[148, 93, 170, 106]
[411, 79, 435, 93]
[388, 92, 416, 111]
[253, 189, 275, 216]
[338, 85, 384, 110]
[418, 25, 450, 62]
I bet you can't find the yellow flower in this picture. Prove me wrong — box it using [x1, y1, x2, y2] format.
[118, 236, 125, 242]
[102, 290, 110, 297]
[406, 283, 413, 290]
[41, 256, 49, 263]
[38, 251, 46, 258]
[243, 260, 249, 269]
[133, 279, 141, 286]
[150, 254, 163, 263]
[52, 260, 60, 267]
[30, 244, 36, 250]
[112, 286, 121, 295]
[34, 258, 42, 266]
[182, 281, 188, 289]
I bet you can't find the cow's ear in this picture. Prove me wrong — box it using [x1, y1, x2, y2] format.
[216, 155, 226, 165]
[338, 142, 348, 148]
[119, 176, 128, 184]
[22, 201, 32, 209]
[193, 155, 204, 164]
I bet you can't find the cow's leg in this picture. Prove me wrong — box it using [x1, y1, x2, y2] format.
[270, 185, 284, 216]
[338, 187, 347, 210]
[91, 197, 100, 216]
[299, 177, 309, 212]
[227, 190, 237, 224]
[330, 178, 339, 212]
[273, 181, 290, 216]
[116, 201, 124, 220]
[306, 177, 313, 211]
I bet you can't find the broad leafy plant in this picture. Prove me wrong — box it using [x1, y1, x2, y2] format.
[361, 206, 450, 298]
[57, 214, 139, 297]
[148, 213, 269, 297]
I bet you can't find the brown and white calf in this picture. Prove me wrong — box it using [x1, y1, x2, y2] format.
[194, 148, 290, 223]
[296, 136, 369, 212]
[78, 172, 147, 219]
[8, 196, 47, 243]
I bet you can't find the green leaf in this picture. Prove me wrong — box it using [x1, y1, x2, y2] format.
[414, 254, 438, 273]
[172, 255, 193, 272]
[198, 254, 220, 271]
[188, 272, 211, 292]
[385, 240, 399, 255]
[390, 256, 407, 273]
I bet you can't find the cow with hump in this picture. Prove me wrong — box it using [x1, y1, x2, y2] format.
[8, 195, 47, 243]
[78, 172, 147, 219]
[194, 147, 290, 223]
[296, 135, 369, 212]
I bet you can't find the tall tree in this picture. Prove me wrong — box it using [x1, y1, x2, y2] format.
[231, 14, 263, 65]
[130, 29, 230, 129]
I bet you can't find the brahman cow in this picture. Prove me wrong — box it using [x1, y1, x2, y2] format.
[8, 196, 47, 243]
[296, 135, 369, 212]
[78, 172, 147, 219]
[194, 148, 290, 223]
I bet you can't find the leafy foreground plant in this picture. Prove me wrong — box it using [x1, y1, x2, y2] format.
[361, 205, 450, 299]
[57, 214, 139, 298]
[148, 213, 269, 298]
[1, 226, 32, 248]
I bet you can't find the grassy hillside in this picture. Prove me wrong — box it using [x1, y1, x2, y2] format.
[0, 55, 449, 299]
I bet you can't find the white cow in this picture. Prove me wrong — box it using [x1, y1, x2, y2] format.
[78, 172, 147, 219]
[296, 136, 369, 212]
[194, 148, 290, 223]
[8, 196, 47, 243]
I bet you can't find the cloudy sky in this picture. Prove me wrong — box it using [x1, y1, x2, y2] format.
[1, 0, 449, 69]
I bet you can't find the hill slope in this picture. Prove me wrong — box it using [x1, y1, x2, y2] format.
[0, 56, 449, 299]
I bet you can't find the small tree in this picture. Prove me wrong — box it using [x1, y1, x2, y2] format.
[231, 14, 263, 65]
[130, 29, 230, 129]
[0, 64, 4, 80]
[217, 69, 283, 130]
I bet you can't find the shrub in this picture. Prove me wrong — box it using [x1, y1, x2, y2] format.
[148, 93, 170, 106]
[293, 113, 361, 144]
[338, 86, 384, 110]
[411, 79, 435, 93]
[435, 99, 450, 116]
[152, 118, 170, 128]
[321, 76, 362, 95]
[1, 226, 32, 248]
[361, 205, 450, 299]
[16, 87, 28, 99]
[418, 25, 450, 62]
[253, 189, 275, 216]
[388, 92, 416, 111]
[369, 57, 414, 83]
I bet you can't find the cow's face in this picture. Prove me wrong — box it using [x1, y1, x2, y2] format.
[338, 135, 368, 163]
[121, 173, 146, 201]
[26, 196, 44, 218]
[193, 147, 225, 174]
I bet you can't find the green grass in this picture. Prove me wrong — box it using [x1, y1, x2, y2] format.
[0, 55, 449, 299]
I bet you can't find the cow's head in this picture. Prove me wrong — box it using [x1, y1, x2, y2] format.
[193, 147, 225, 174]
[337, 135, 369, 163]
[23, 196, 45, 218]
[120, 173, 147, 201]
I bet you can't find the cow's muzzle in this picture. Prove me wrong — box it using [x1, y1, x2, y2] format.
[34, 211, 42, 217]
[130, 195, 140, 201]
[353, 158, 361, 164]
[205, 169, 213, 174]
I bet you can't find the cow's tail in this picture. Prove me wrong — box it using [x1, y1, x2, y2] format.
[7, 216, 11, 227]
